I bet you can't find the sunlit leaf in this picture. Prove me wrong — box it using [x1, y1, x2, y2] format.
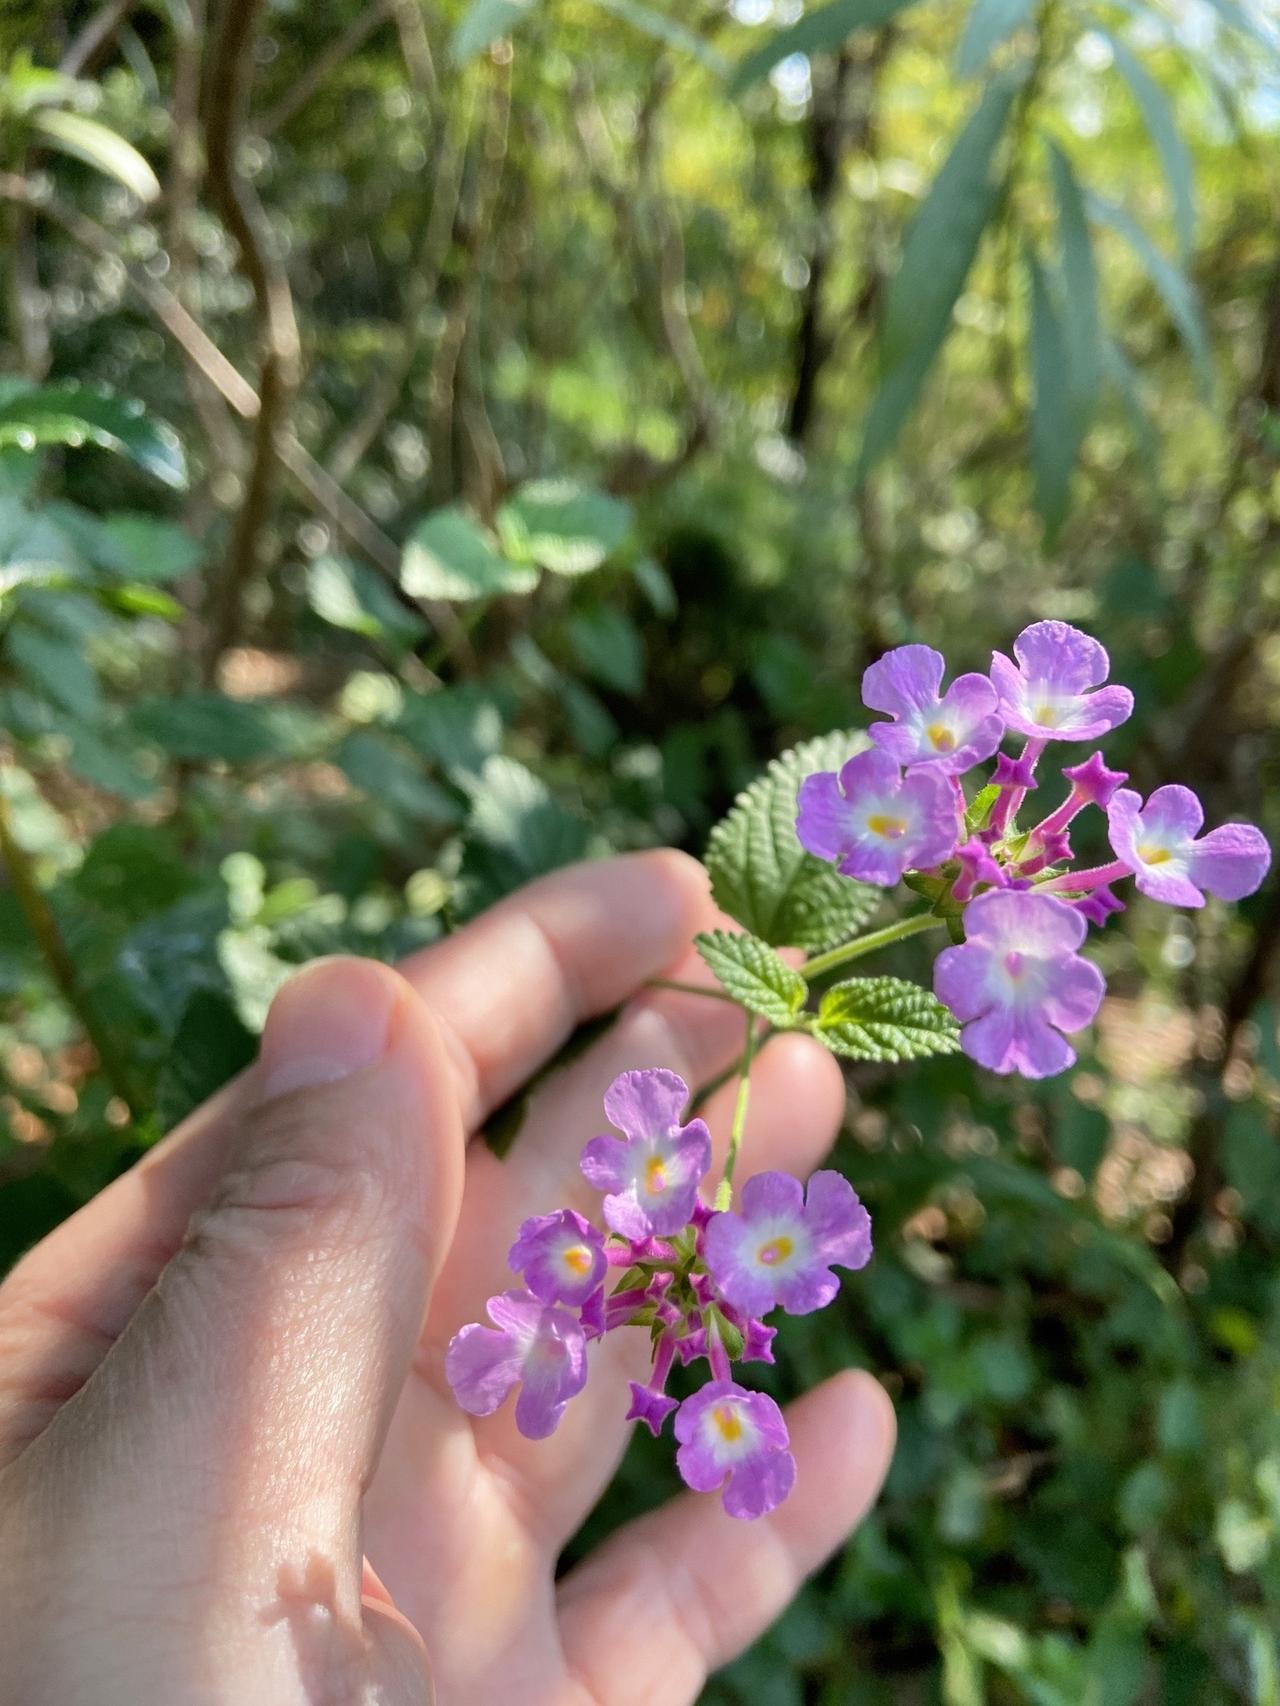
[694, 928, 808, 1027]
[30, 107, 161, 201]
[401, 507, 538, 602]
[497, 479, 633, 576]
[730, 0, 920, 94]
[955, 0, 1034, 77]
[1104, 30, 1196, 258]
[0, 383, 186, 488]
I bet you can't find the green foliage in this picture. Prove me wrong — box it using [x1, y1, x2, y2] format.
[811, 974, 961, 1061]
[704, 731, 880, 951]
[2, 2, 1280, 1697]
[694, 928, 808, 1027]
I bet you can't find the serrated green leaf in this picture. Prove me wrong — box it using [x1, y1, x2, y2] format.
[730, 0, 920, 94]
[813, 975, 961, 1062]
[704, 730, 880, 951]
[497, 479, 633, 576]
[401, 506, 538, 602]
[694, 929, 808, 1027]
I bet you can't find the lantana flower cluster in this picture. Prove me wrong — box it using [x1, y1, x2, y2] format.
[446, 1068, 872, 1519]
[797, 621, 1271, 1079]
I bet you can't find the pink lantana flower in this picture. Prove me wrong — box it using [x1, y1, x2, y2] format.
[580, 1068, 711, 1238]
[1107, 785, 1271, 907]
[933, 889, 1105, 1078]
[796, 749, 958, 886]
[990, 620, 1134, 742]
[862, 643, 1004, 774]
[674, 1381, 796, 1520]
[703, 1170, 872, 1318]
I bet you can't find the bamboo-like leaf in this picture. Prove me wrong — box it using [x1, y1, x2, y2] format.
[955, 0, 1034, 78]
[30, 108, 160, 201]
[1088, 194, 1212, 396]
[730, 0, 919, 95]
[860, 74, 1019, 475]
[1103, 30, 1196, 258]
[1027, 249, 1075, 539]
[591, 0, 728, 73]
[451, 0, 534, 63]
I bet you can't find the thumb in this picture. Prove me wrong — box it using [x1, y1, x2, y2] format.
[41, 956, 463, 1605]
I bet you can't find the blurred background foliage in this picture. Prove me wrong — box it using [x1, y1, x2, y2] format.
[2, 0, 1280, 1698]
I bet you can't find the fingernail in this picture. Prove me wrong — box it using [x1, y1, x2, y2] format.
[259, 958, 398, 1099]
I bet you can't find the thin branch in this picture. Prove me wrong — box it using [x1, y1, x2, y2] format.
[325, 61, 471, 486]
[0, 174, 455, 668]
[259, 0, 396, 138]
[59, 0, 140, 77]
[389, 0, 438, 100]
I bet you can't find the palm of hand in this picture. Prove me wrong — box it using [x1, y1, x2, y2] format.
[0, 854, 893, 1705]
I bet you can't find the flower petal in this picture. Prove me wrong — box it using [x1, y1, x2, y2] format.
[1189, 822, 1272, 902]
[861, 644, 945, 718]
[603, 1067, 689, 1142]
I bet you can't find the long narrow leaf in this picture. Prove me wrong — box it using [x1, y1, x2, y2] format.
[1047, 140, 1101, 421]
[1103, 29, 1197, 257]
[1088, 193, 1212, 395]
[955, 0, 1034, 78]
[881, 73, 1020, 370]
[30, 108, 160, 201]
[591, 0, 728, 74]
[729, 0, 919, 95]
[1027, 249, 1076, 538]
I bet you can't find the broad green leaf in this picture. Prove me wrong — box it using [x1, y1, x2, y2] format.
[497, 480, 633, 576]
[396, 685, 504, 778]
[73, 823, 195, 921]
[1089, 195, 1212, 395]
[401, 506, 538, 602]
[459, 755, 592, 911]
[1027, 249, 1075, 539]
[97, 513, 201, 582]
[812, 975, 961, 1062]
[882, 74, 1020, 371]
[694, 929, 808, 1027]
[703, 730, 880, 951]
[6, 620, 101, 720]
[567, 605, 645, 696]
[730, 0, 920, 94]
[590, 0, 728, 73]
[30, 108, 161, 201]
[451, 0, 534, 62]
[955, 0, 1034, 78]
[1103, 30, 1196, 258]
[860, 74, 1019, 475]
[0, 383, 186, 488]
[307, 554, 426, 648]
[1048, 141, 1101, 423]
[334, 730, 462, 825]
[131, 693, 321, 763]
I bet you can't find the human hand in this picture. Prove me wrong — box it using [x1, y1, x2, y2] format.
[0, 851, 895, 1705]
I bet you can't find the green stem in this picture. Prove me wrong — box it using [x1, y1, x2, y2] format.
[715, 1014, 758, 1210]
[0, 782, 142, 1118]
[802, 910, 946, 981]
[645, 976, 737, 1003]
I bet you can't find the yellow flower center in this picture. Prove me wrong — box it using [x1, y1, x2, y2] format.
[712, 1404, 744, 1443]
[756, 1235, 793, 1267]
[1034, 702, 1058, 727]
[563, 1245, 593, 1276]
[645, 1156, 668, 1194]
[867, 813, 907, 840]
[1137, 844, 1172, 866]
[927, 723, 956, 752]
